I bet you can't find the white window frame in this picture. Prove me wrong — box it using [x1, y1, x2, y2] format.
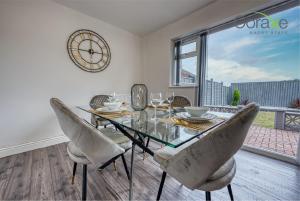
[171, 38, 200, 87]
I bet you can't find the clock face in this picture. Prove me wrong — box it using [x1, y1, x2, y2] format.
[67, 29, 111, 72]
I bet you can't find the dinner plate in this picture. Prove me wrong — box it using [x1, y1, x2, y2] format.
[175, 112, 217, 123]
[95, 107, 123, 113]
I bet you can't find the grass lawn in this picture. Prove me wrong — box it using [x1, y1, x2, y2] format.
[253, 111, 275, 128]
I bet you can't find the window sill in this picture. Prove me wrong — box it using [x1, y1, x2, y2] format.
[169, 85, 198, 88]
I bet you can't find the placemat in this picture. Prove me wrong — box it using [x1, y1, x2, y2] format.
[89, 109, 132, 119]
[160, 117, 224, 131]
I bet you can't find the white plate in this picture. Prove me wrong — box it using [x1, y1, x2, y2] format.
[175, 112, 217, 122]
[96, 107, 122, 113]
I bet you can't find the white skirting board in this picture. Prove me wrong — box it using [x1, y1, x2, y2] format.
[242, 145, 298, 165]
[0, 135, 70, 158]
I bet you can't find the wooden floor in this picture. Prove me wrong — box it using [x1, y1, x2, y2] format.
[0, 142, 299, 200]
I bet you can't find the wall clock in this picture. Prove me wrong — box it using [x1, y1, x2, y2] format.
[67, 29, 111, 72]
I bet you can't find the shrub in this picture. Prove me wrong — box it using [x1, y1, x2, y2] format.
[231, 89, 240, 106]
[290, 98, 300, 108]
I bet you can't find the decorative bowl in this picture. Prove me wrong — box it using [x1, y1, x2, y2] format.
[184, 107, 208, 117]
[103, 101, 122, 110]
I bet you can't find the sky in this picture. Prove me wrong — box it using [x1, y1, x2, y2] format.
[182, 5, 300, 86]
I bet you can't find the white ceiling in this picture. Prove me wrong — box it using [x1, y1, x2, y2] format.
[53, 0, 216, 35]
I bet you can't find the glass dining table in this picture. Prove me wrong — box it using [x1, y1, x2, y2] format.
[78, 105, 227, 200]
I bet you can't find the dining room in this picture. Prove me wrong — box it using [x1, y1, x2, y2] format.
[0, 0, 299, 201]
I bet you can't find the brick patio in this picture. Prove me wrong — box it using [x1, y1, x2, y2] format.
[244, 125, 299, 157]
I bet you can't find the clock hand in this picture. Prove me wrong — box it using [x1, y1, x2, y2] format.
[93, 51, 104, 55]
[78, 48, 89, 53]
[78, 48, 103, 54]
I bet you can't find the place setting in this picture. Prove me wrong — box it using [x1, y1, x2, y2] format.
[90, 93, 132, 119]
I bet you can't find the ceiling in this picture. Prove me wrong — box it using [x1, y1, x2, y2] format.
[53, 0, 216, 36]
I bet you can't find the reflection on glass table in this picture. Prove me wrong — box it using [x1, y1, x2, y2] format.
[78, 106, 224, 148]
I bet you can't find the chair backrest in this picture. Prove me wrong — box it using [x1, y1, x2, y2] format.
[50, 98, 124, 167]
[172, 96, 191, 107]
[166, 103, 259, 189]
[131, 84, 148, 110]
[89, 95, 111, 109]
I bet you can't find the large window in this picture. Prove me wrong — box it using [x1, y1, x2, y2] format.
[171, 1, 300, 160]
[172, 39, 199, 86]
[206, 5, 300, 106]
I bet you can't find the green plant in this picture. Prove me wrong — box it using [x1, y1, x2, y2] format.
[290, 98, 300, 108]
[231, 89, 240, 106]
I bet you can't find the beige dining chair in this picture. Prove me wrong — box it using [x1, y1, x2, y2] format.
[90, 95, 111, 128]
[154, 103, 259, 201]
[50, 98, 131, 200]
[171, 95, 191, 107]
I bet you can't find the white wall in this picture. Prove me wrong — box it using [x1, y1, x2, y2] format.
[0, 0, 142, 157]
[141, 0, 280, 104]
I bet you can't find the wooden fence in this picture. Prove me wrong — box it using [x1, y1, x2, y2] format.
[204, 79, 230, 106]
[204, 79, 300, 107]
[231, 80, 300, 107]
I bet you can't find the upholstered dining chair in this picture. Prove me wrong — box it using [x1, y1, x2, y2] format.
[90, 95, 111, 128]
[163, 95, 191, 108]
[50, 98, 131, 200]
[154, 103, 259, 201]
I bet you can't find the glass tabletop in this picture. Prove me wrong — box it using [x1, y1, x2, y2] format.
[78, 106, 225, 148]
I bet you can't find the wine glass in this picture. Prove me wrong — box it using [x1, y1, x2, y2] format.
[109, 92, 117, 102]
[166, 92, 174, 117]
[150, 92, 163, 121]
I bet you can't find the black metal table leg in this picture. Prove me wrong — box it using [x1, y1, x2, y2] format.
[156, 171, 167, 201]
[129, 140, 136, 201]
[121, 154, 130, 180]
[105, 123, 154, 201]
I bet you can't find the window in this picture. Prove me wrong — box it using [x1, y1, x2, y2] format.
[205, 5, 300, 106]
[171, 1, 299, 88]
[172, 39, 199, 86]
[170, 1, 300, 160]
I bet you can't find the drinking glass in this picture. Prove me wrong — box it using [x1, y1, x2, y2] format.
[150, 92, 162, 121]
[165, 92, 174, 117]
[109, 92, 117, 102]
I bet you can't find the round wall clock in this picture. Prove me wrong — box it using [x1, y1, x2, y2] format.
[67, 29, 111, 72]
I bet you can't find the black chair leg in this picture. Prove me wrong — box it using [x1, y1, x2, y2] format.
[82, 164, 87, 201]
[205, 191, 211, 201]
[98, 154, 121, 171]
[227, 184, 234, 201]
[71, 162, 77, 184]
[156, 171, 167, 201]
[121, 154, 130, 180]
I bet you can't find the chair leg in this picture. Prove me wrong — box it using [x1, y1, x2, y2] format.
[143, 137, 150, 160]
[98, 155, 121, 171]
[227, 184, 234, 201]
[82, 164, 87, 201]
[113, 161, 117, 171]
[71, 162, 77, 184]
[205, 191, 211, 201]
[121, 154, 130, 180]
[156, 171, 167, 201]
